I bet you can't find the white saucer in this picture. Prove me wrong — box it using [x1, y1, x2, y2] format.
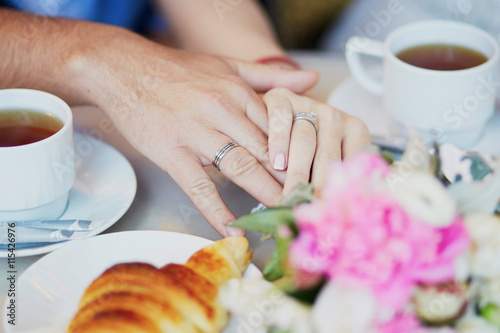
[0, 132, 137, 258]
[3, 231, 261, 333]
[327, 76, 500, 156]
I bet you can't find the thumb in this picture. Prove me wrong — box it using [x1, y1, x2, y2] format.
[229, 59, 319, 93]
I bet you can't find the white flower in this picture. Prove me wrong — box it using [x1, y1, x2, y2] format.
[312, 281, 382, 333]
[454, 253, 470, 282]
[479, 277, 500, 307]
[413, 282, 469, 324]
[218, 278, 312, 333]
[455, 314, 499, 333]
[390, 171, 456, 227]
[465, 214, 500, 278]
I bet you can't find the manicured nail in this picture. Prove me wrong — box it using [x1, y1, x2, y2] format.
[274, 152, 286, 171]
[226, 227, 245, 237]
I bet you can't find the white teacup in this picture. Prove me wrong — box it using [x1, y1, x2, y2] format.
[346, 20, 499, 148]
[0, 89, 75, 222]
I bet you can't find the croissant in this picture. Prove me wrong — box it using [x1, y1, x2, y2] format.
[68, 236, 252, 333]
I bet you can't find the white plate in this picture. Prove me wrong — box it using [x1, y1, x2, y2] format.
[327, 76, 500, 156]
[3, 231, 261, 333]
[0, 132, 137, 258]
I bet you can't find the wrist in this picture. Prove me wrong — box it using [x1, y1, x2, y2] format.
[68, 24, 162, 113]
[65, 24, 121, 106]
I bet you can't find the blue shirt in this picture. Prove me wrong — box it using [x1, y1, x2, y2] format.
[1, 0, 166, 33]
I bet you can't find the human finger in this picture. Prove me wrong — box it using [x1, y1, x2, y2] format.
[341, 116, 371, 159]
[211, 105, 286, 185]
[283, 115, 317, 194]
[167, 149, 245, 237]
[311, 106, 343, 190]
[206, 134, 284, 207]
[228, 58, 319, 94]
[263, 88, 294, 171]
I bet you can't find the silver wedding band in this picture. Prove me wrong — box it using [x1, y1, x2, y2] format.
[294, 112, 318, 133]
[212, 141, 239, 171]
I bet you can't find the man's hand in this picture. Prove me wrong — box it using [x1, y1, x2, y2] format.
[73, 30, 318, 236]
[0, 10, 318, 236]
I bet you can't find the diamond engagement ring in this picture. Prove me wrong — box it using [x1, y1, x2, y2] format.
[212, 141, 239, 171]
[293, 112, 318, 133]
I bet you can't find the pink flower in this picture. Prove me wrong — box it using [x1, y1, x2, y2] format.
[343, 151, 392, 178]
[323, 152, 390, 198]
[378, 314, 457, 333]
[289, 152, 469, 311]
[378, 314, 423, 333]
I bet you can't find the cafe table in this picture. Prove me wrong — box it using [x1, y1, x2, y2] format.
[1, 51, 499, 331]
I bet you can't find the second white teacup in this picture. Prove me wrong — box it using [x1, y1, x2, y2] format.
[346, 20, 499, 148]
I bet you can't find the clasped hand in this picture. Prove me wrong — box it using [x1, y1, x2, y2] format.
[83, 36, 369, 237]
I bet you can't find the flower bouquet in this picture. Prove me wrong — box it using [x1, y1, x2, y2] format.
[219, 138, 500, 333]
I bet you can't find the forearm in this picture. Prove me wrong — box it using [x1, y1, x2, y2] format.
[0, 9, 127, 106]
[156, 0, 285, 61]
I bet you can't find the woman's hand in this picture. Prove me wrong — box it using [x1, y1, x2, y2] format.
[263, 88, 371, 194]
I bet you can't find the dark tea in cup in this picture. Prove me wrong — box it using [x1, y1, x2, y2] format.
[0, 110, 63, 147]
[396, 44, 488, 71]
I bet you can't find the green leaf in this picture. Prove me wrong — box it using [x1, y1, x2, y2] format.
[232, 208, 295, 234]
[263, 236, 293, 282]
[381, 150, 396, 165]
[269, 328, 291, 333]
[274, 275, 326, 305]
[263, 249, 284, 281]
[286, 280, 325, 304]
[480, 303, 500, 327]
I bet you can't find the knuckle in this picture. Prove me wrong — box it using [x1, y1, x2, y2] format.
[225, 74, 248, 91]
[227, 152, 260, 179]
[302, 134, 317, 148]
[267, 87, 291, 97]
[270, 131, 290, 147]
[189, 177, 218, 207]
[268, 193, 283, 207]
[273, 106, 293, 119]
[206, 91, 230, 113]
[209, 206, 230, 224]
[316, 149, 341, 165]
[318, 105, 339, 121]
[270, 108, 292, 133]
[256, 144, 270, 163]
[242, 142, 269, 163]
[293, 128, 317, 148]
[348, 116, 369, 133]
[313, 175, 328, 192]
[288, 170, 310, 183]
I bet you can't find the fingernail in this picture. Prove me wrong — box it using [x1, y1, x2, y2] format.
[274, 153, 286, 171]
[226, 227, 245, 237]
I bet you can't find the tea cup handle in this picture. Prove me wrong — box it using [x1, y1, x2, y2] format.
[345, 36, 384, 95]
